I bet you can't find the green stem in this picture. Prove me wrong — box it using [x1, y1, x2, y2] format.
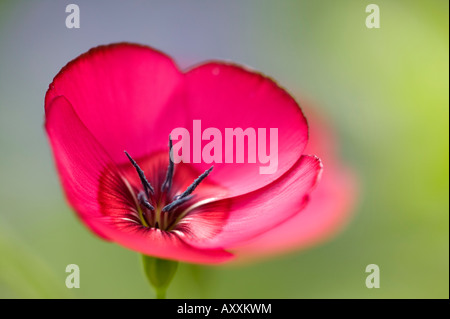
[141, 254, 178, 299]
[156, 290, 166, 299]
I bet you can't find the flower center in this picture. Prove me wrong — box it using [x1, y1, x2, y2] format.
[124, 136, 213, 231]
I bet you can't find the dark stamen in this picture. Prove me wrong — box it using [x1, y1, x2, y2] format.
[177, 166, 214, 200]
[137, 192, 154, 211]
[162, 195, 193, 212]
[161, 135, 174, 193]
[124, 151, 154, 196]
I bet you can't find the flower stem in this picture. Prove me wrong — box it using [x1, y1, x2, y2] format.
[141, 254, 178, 299]
[156, 290, 166, 299]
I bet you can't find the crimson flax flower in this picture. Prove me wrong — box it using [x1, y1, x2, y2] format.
[45, 43, 355, 294]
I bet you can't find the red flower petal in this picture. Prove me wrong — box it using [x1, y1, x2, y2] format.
[231, 163, 356, 259]
[231, 107, 358, 259]
[45, 43, 187, 164]
[45, 96, 123, 239]
[90, 220, 233, 264]
[183, 63, 308, 196]
[183, 155, 322, 250]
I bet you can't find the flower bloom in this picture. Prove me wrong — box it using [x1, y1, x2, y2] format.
[45, 43, 354, 264]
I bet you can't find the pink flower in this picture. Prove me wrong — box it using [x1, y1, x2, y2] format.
[44, 43, 351, 264]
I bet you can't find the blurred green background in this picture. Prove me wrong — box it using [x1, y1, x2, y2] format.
[0, 0, 448, 298]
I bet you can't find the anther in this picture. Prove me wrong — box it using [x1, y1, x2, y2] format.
[124, 150, 155, 196]
[161, 135, 174, 193]
[177, 166, 214, 200]
[137, 192, 154, 211]
[162, 194, 194, 212]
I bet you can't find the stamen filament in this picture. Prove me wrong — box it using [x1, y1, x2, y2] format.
[135, 197, 149, 228]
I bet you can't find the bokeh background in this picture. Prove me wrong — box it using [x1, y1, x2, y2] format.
[0, 0, 448, 298]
